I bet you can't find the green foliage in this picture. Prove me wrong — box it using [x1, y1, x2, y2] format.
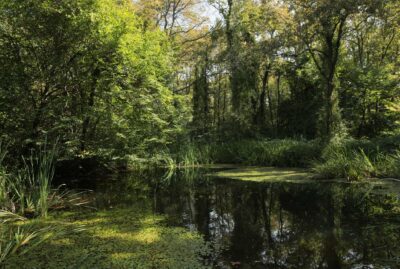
[175, 143, 214, 167]
[0, 211, 85, 266]
[169, 139, 321, 168]
[0, 141, 8, 205]
[1, 141, 91, 218]
[313, 145, 375, 181]
[4, 209, 210, 269]
[0, 0, 184, 160]
[313, 137, 400, 180]
[375, 151, 400, 179]
[6, 144, 57, 218]
[212, 139, 322, 167]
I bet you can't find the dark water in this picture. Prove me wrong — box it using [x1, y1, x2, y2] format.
[62, 168, 400, 269]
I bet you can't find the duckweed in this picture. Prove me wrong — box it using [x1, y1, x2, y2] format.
[5, 208, 210, 269]
[212, 167, 314, 183]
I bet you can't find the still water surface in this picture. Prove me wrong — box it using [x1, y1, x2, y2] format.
[64, 167, 400, 269]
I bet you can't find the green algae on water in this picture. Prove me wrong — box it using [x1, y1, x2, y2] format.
[212, 166, 314, 183]
[5, 208, 211, 269]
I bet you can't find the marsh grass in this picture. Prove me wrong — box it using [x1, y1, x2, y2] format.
[0, 141, 8, 206]
[0, 140, 91, 217]
[0, 141, 91, 267]
[6, 143, 58, 218]
[313, 145, 376, 180]
[175, 143, 214, 167]
[173, 139, 322, 168]
[375, 151, 400, 178]
[0, 210, 86, 266]
[313, 138, 400, 180]
[24, 144, 57, 218]
[213, 139, 322, 167]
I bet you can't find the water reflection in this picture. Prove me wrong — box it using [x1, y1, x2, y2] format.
[65, 168, 400, 268]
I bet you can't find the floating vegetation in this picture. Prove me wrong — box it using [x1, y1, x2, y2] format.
[211, 166, 314, 183]
[4, 208, 210, 269]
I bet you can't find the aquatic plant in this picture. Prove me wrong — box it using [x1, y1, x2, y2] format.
[0, 210, 86, 266]
[313, 138, 400, 180]
[175, 142, 214, 167]
[375, 150, 400, 179]
[0, 140, 12, 209]
[171, 139, 322, 168]
[4, 209, 211, 269]
[6, 143, 57, 218]
[313, 143, 376, 180]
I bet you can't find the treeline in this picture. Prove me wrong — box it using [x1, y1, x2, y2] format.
[0, 0, 184, 159]
[0, 0, 399, 163]
[191, 0, 399, 140]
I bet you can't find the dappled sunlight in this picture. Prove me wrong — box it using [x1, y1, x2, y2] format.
[5, 208, 210, 269]
[131, 227, 160, 244]
[213, 167, 314, 182]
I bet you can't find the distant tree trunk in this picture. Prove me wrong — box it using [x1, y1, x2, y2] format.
[308, 17, 346, 139]
[225, 0, 240, 113]
[276, 73, 281, 135]
[80, 68, 99, 153]
[31, 84, 50, 143]
[192, 52, 210, 133]
[203, 52, 210, 128]
[256, 65, 270, 127]
[216, 71, 222, 130]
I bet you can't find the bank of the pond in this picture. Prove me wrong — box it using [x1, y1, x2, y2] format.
[172, 137, 400, 181]
[51, 137, 400, 182]
[5, 208, 210, 269]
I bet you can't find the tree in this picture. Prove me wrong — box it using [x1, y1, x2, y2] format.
[290, 0, 384, 138]
[0, 0, 180, 157]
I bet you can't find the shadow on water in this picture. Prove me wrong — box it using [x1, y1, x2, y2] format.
[61, 167, 399, 269]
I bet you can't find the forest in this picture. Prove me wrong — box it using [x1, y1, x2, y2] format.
[0, 0, 399, 268]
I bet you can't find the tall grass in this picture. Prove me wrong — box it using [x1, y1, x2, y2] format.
[313, 145, 375, 180]
[172, 139, 322, 168]
[23, 144, 57, 218]
[175, 143, 214, 167]
[212, 139, 322, 167]
[6, 144, 57, 218]
[0, 141, 9, 206]
[313, 138, 400, 180]
[0, 210, 86, 266]
[0, 141, 88, 267]
[129, 136, 400, 180]
[375, 151, 400, 178]
[1, 141, 90, 217]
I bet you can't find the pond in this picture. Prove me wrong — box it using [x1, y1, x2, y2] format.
[58, 167, 400, 269]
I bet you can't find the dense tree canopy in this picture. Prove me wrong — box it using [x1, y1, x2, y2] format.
[0, 0, 399, 159]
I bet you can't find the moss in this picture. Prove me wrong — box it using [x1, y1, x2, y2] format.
[5, 208, 210, 269]
[212, 167, 314, 183]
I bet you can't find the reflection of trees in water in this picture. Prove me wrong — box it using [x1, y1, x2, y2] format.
[160, 177, 399, 268]
[80, 170, 400, 268]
